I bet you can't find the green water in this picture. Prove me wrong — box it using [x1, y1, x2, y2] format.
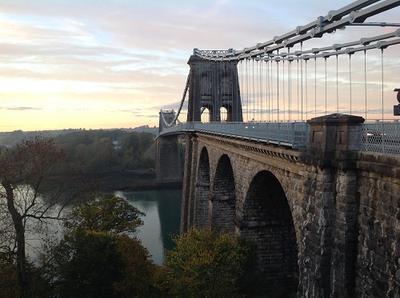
[114, 189, 181, 265]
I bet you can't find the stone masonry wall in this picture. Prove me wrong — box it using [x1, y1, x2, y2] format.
[193, 148, 210, 228]
[156, 135, 182, 183]
[180, 117, 400, 297]
[355, 153, 400, 297]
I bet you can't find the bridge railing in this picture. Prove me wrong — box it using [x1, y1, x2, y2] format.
[160, 119, 400, 155]
[360, 121, 400, 155]
[159, 121, 309, 149]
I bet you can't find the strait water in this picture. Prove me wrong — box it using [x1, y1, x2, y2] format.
[114, 189, 181, 265]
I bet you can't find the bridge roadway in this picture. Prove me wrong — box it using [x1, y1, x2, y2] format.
[158, 114, 400, 297]
[159, 119, 400, 155]
[158, 121, 309, 149]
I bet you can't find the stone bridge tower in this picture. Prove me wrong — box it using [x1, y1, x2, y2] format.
[187, 50, 243, 122]
[155, 110, 183, 185]
[156, 50, 244, 184]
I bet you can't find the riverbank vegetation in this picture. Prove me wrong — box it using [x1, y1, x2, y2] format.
[1, 194, 255, 297]
[0, 129, 158, 191]
[0, 138, 254, 297]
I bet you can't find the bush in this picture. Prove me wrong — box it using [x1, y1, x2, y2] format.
[165, 229, 253, 298]
[113, 235, 156, 297]
[65, 195, 143, 234]
[46, 196, 157, 297]
[0, 258, 50, 298]
[50, 230, 156, 298]
[0, 259, 17, 298]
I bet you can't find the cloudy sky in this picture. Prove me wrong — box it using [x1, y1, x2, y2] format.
[0, 0, 399, 131]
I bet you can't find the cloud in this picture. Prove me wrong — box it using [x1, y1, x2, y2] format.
[0, 0, 399, 131]
[1, 106, 42, 111]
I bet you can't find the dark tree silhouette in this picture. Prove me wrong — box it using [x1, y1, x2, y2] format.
[0, 138, 65, 298]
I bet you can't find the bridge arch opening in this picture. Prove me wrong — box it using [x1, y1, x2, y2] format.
[220, 106, 228, 122]
[194, 147, 210, 228]
[210, 154, 235, 232]
[201, 107, 211, 123]
[240, 170, 298, 296]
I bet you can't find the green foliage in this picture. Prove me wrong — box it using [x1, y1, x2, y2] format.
[165, 229, 253, 298]
[53, 130, 155, 176]
[113, 235, 157, 297]
[51, 230, 123, 298]
[66, 195, 144, 234]
[0, 258, 17, 298]
[45, 195, 157, 297]
[49, 228, 156, 297]
[0, 258, 51, 298]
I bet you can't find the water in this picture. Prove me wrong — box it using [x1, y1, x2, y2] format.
[114, 189, 181, 265]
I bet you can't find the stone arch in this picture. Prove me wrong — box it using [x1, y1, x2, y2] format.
[194, 147, 210, 228]
[210, 154, 235, 232]
[239, 170, 299, 296]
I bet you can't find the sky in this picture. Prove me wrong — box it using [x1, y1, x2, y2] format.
[0, 0, 399, 131]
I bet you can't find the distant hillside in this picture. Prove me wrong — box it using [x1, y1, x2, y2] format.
[0, 126, 158, 148]
[0, 127, 161, 190]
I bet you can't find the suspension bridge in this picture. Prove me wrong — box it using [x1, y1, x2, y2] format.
[156, 1, 400, 297]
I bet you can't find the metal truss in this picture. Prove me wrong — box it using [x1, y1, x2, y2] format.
[194, 0, 400, 61]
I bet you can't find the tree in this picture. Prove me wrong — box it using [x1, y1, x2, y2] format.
[65, 195, 143, 234]
[51, 230, 122, 298]
[0, 138, 65, 298]
[0, 255, 18, 297]
[165, 229, 253, 298]
[49, 231, 157, 298]
[112, 234, 156, 297]
[47, 196, 155, 297]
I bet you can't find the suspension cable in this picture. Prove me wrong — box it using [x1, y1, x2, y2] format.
[246, 59, 249, 122]
[314, 55, 317, 117]
[283, 58, 286, 121]
[364, 50, 368, 119]
[336, 54, 339, 113]
[270, 58, 273, 122]
[305, 58, 308, 121]
[252, 58, 256, 121]
[277, 51, 280, 122]
[324, 57, 328, 115]
[380, 47, 385, 153]
[297, 56, 300, 121]
[288, 48, 292, 122]
[259, 58, 263, 121]
[160, 70, 191, 127]
[301, 42, 304, 121]
[381, 48, 385, 121]
[349, 53, 353, 114]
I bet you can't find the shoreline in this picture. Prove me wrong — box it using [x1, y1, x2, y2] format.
[88, 173, 182, 192]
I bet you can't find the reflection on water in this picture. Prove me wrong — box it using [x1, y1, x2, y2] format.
[115, 189, 181, 265]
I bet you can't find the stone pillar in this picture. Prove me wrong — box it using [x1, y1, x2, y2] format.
[180, 134, 198, 233]
[155, 135, 183, 184]
[306, 113, 364, 298]
[331, 169, 359, 298]
[307, 113, 364, 165]
[187, 136, 199, 228]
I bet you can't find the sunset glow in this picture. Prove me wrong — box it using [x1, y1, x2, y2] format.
[1, 0, 399, 131]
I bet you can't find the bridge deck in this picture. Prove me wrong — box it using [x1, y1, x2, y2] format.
[159, 121, 400, 155]
[159, 122, 309, 149]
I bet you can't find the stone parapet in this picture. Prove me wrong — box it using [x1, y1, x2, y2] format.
[307, 113, 364, 166]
